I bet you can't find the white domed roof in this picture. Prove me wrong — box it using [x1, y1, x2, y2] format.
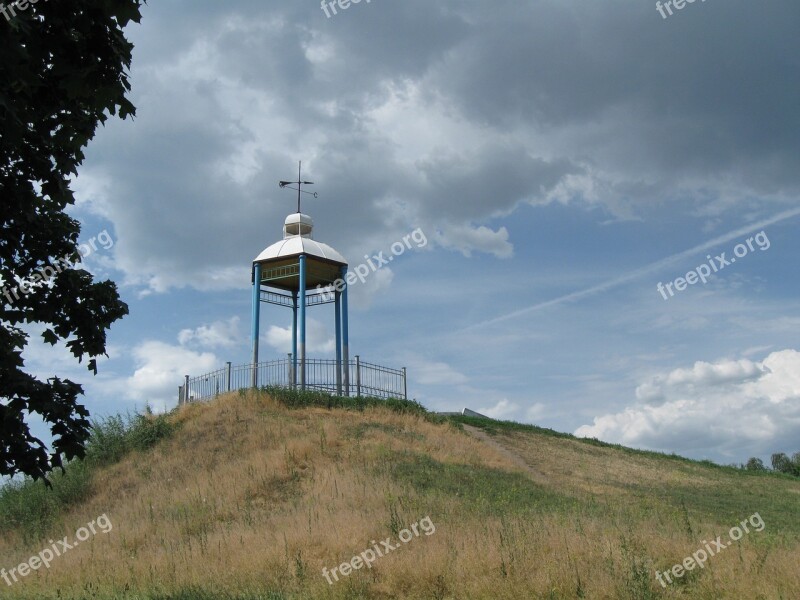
[253, 213, 347, 265]
[253, 237, 347, 265]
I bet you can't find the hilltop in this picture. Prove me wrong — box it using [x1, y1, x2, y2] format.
[1, 389, 798, 599]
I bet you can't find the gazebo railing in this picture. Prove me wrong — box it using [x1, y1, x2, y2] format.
[178, 356, 407, 404]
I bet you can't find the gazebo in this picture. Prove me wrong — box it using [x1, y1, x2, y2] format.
[251, 211, 350, 394]
[177, 166, 408, 405]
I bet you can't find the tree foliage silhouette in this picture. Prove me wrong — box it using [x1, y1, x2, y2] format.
[1, 0, 144, 482]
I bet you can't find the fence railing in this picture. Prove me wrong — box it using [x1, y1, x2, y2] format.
[178, 356, 407, 405]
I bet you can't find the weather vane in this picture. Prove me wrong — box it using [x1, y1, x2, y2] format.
[279, 161, 318, 213]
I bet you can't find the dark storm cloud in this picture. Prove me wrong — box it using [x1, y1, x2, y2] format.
[415, 144, 578, 220]
[76, 0, 799, 293]
[428, 0, 800, 189]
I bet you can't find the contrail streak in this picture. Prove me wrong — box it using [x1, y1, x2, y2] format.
[461, 207, 800, 332]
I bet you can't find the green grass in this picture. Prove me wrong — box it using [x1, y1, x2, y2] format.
[656, 480, 800, 536]
[0, 460, 92, 543]
[384, 450, 578, 517]
[260, 385, 428, 416]
[0, 409, 177, 542]
[448, 415, 800, 539]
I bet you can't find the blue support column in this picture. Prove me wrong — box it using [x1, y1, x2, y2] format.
[341, 266, 350, 396]
[292, 290, 298, 389]
[251, 263, 262, 388]
[335, 288, 342, 395]
[299, 255, 307, 389]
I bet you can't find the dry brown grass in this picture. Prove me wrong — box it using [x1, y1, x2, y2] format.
[493, 428, 717, 496]
[2, 391, 798, 599]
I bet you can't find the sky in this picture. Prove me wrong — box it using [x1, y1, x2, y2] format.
[22, 0, 800, 466]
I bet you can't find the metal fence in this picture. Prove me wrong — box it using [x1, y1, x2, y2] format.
[178, 356, 407, 404]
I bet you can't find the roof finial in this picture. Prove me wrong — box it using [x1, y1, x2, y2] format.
[279, 161, 318, 213]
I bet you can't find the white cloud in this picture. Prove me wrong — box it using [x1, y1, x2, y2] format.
[407, 359, 468, 386]
[526, 403, 546, 422]
[20, 324, 115, 382]
[435, 224, 513, 259]
[635, 358, 766, 403]
[265, 318, 335, 354]
[576, 350, 800, 461]
[93, 322, 241, 410]
[742, 350, 800, 404]
[478, 399, 520, 419]
[470, 400, 544, 423]
[124, 341, 219, 406]
[348, 267, 395, 310]
[178, 316, 242, 349]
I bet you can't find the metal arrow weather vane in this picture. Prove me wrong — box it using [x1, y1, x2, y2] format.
[279, 161, 318, 213]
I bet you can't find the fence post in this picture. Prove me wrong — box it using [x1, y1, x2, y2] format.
[355, 355, 361, 398]
[178, 386, 183, 406]
[287, 353, 292, 389]
[402, 367, 407, 400]
[226, 362, 232, 393]
[184, 375, 190, 404]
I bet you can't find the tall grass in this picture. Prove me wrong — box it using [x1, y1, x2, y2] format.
[261, 385, 428, 415]
[3, 390, 798, 599]
[86, 409, 175, 466]
[0, 409, 176, 542]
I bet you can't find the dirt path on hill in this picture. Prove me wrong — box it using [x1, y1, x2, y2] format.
[461, 424, 550, 486]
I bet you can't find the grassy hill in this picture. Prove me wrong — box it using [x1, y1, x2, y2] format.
[1, 389, 798, 599]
